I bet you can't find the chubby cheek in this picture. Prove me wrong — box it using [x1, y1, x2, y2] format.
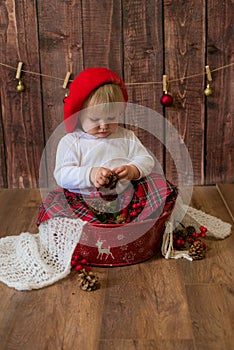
[82, 122, 99, 134]
[109, 123, 118, 131]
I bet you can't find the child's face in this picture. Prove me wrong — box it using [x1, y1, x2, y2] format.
[79, 109, 121, 138]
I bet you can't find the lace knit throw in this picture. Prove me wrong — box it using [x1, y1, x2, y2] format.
[0, 200, 232, 291]
[0, 217, 86, 291]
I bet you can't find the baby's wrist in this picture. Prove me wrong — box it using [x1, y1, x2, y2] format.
[129, 165, 140, 180]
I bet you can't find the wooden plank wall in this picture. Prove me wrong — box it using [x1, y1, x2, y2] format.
[0, 0, 233, 188]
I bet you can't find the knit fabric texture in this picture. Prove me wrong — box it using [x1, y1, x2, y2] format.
[0, 217, 86, 290]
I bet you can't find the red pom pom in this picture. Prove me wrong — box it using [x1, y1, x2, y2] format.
[160, 94, 173, 107]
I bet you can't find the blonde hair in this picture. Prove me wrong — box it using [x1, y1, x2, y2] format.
[83, 83, 125, 108]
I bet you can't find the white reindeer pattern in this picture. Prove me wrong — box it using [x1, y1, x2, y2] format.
[96, 239, 114, 260]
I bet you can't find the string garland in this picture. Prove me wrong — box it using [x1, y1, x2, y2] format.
[0, 60, 233, 106]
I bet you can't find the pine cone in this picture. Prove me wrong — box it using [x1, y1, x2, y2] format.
[78, 269, 99, 291]
[89, 199, 111, 215]
[188, 240, 206, 260]
[115, 214, 126, 224]
[103, 172, 119, 189]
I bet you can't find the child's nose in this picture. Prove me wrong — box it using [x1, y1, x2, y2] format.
[99, 120, 108, 128]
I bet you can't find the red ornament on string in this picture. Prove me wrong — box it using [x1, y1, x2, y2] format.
[160, 93, 173, 107]
[160, 75, 173, 107]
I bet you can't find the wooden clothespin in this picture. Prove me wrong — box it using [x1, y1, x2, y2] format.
[63, 72, 71, 97]
[204, 65, 213, 96]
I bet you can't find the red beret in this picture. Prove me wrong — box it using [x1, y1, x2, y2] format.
[64, 67, 128, 133]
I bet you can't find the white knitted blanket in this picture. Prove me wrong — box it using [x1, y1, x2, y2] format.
[0, 199, 232, 291]
[0, 217, 86, 291]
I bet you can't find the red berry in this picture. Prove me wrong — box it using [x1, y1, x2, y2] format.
[200, 226, 207, 233]
[130, 211, 138, 216]
[75, 264, 83, 271]
[132, 203, 138, 209]
[192, 232, 197, 238]
[122, 208, 128, 217]
[73, 255, 79, 261]
[202, 242, 207, 250]
[181, 240, 185, 246]
[81, 258, 87, 264]
[177, 239, 181, 245]
[71, 260, 76, 267]
[201, 232, 206, 238]
[188, 237, 193, 243]
[195, 233, 200, 239]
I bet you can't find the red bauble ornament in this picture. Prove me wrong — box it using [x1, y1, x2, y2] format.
[160, 94, 173, 107]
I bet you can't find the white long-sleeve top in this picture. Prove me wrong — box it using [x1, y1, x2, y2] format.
[54, 126, 155, 194]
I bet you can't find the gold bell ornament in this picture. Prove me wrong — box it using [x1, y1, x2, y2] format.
[16, 79, 25, 92]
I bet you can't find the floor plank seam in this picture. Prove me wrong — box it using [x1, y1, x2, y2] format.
[216, 184, 234, 223]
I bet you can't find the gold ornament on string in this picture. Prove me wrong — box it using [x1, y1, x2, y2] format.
[15, 62, 25, 92]
[0, 61, 233, 94]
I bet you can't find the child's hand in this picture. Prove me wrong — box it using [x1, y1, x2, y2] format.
[90, 167, 113, 188]
[113, 165, 140, 181]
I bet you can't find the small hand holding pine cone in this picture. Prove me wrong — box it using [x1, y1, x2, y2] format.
[78, 269, 100, 291]
[188, 240, 206, 260]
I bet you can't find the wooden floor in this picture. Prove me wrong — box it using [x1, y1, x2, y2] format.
[0, 185, 233, 350]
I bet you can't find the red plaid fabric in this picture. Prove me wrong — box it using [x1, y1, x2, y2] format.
[36, 173, 177, 226]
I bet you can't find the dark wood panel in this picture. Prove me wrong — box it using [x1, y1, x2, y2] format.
[0, 1, 44, 188]
[82, 0, 123, 74]
[123, 0, 164, 165]
[0, 94, 7, 187]
[206, 0, 234, 183]
[164, 0, 206, 185]
[37, 0, 83, 187]
[0, 1, 234, 188]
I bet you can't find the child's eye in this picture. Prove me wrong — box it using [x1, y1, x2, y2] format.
[108, 116, 117, 121]
[90, 117, 99, 122]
